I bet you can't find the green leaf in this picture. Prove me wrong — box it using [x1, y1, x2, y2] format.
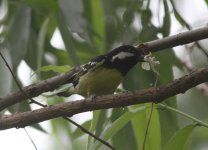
[50, 117, 72, 149]
[51, 48, 72, 65]
[169, 0, 190, 28]
[87, 110, 108, 150]
[111, 108, 137, 150]
[57, 15, 80, 66]
[24, 29, 38, 70]
[19, 0, 58, 12]
[123, 0, 138, 27]
[164, 124, 197, 150]
[72, 120, 91, 139]
[132, 104, 162, 150]
[162, 0, 170, 36]
[0, 0, 8, 24]
[94, 106, 146, 149]
[35, 65, 71, 73]
[58, 0, 86, 34]
[83, 0, 105, 51]
[31, 123, 47, 133]
[94, 110, 108, 137]
[90, 0, 105, 51]
[156, 49, 180, 148]
[37, 17, 50, 69]
[5, 6, 31, 69]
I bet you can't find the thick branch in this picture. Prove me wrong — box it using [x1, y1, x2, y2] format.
[0, 26, 208, 111]
[0, 71, 75, 111]
[137, 26, 208, 52]
[0, 67, 207, 130]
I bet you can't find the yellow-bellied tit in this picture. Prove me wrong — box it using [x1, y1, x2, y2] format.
[57, 45, 145, 97]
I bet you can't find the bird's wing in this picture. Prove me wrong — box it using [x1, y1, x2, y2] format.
[55, 54, 106, 97]
[72, 54, 106, 87]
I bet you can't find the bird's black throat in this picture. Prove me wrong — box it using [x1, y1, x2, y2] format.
[103, 56, 139, 76]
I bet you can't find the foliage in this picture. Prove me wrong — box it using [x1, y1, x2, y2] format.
[0, 0, 208, 150]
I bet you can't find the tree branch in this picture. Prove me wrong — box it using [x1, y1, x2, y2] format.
[137, 26, 208, 52]
[0, 67, 207, 130]
[0, 26, 208, 111]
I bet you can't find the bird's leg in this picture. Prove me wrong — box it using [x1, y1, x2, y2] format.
[90, 93, 97, 104]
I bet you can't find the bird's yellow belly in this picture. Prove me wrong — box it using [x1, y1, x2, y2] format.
[76, 68, 123, 97]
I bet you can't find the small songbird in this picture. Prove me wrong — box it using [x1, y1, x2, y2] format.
[57, 45, 145, 97]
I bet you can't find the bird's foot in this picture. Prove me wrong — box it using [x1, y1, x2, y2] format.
[90, 94, 97, 104]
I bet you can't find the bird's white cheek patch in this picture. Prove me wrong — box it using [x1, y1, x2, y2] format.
[111, 52, 134, 62]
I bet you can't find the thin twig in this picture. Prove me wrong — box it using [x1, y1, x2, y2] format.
[0, 51, 46, 107]
[158, 103, 208, 128]
[142, 103, 154, 150]
[142, 74, 159, 150]
[24, 128, 38, 150]
[63, 117, 116, 150]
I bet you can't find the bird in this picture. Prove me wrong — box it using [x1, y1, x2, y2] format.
[56, 45, 145, 98]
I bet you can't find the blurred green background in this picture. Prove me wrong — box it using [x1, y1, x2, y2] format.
[0, 0, 208, 150]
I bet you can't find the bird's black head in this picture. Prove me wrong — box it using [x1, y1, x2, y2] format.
[103, 45, 145, 76]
